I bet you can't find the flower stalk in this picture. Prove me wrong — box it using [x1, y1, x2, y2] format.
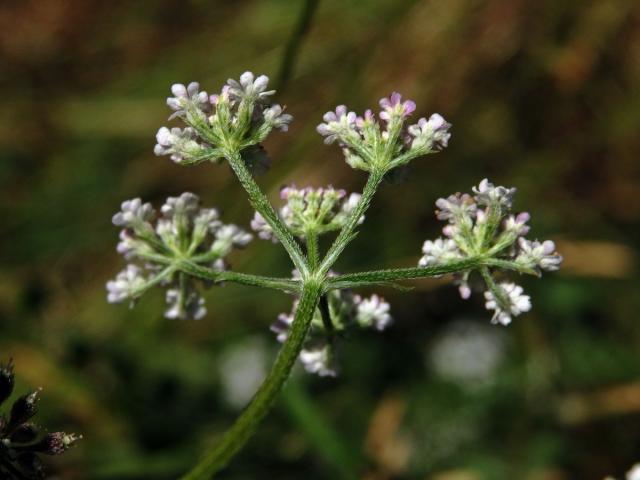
[182, 283, 322, 480]
[106, 71, 562, 477]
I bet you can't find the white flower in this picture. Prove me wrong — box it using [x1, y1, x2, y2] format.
[455, 275, 472, 299]
[108, 192, 253, 320]
[212, 224, 253, 256]
[503, 212, 530, 236]
[299, 342, 338, 377]
[484, 282, 531, 326]
[316, 106, 358, 144]
[253, 186, 362, 240]
[166, 82, 210, 119]
[270, 312, 294, 343]
[164, 286, 206, 320]
[408, 113, 452, 151]
[250, 211, 275, 242]
[106, 265, 147, 303]
[472, 178, 516, 209]
[154, 126, 211, 165]
[435, 193, 477, 222]
[226, 71, 275, 102]
[627, 464, 640, 480]
[418, 238, 462, 267]
[263, 104, 293, 131]
[112, 198, 155, 229]
[355, 294, 392, 331]
[516, 238, 563, 272]
[161, 192, 200, 219]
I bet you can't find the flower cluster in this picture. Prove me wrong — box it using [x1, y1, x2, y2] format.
[107, 193, 252, 320]
[154, 73, 292, 166]
[419, 178, 562, 325]
[251, 185, 362, 241]
[316, 92, 451, 172]
[272, 277, 392, 376]
[1, 360, 80, 479]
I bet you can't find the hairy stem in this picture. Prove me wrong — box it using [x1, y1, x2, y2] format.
[177, 261, 300, 294]
[225, 151, 308, 274]
[319, 170, 384, 275]
[325, 257, 485, 290]
[182, 283, 321, 479]
[306, 233, 320, 271]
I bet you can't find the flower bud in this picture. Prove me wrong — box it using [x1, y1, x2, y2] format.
[9, 390, 40, 428]
[33, 432, 82, 456]
[10, 423, 39, 443]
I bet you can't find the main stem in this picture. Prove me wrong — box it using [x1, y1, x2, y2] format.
[226, 151, 308, 275]
[182, 283, 322, 479]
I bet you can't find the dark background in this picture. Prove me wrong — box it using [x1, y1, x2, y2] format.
[1, 1, 640, 478]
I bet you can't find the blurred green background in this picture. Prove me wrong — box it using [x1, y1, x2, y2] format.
[1, 0, 640, 478]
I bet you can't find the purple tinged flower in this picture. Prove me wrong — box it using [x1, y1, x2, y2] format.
[209, 85, 231, 106]
[442, 224, 459, 238]
[419, 238, 462, 267]
[316, 105, 358, 144]
[504, 212, 531, 236]
[154, 126, 209, 164]
[263, 104, 293, 131]
[254, 185, 360, 241]
[457, 279, 472, 299]
[435, 193, 477, 222]
[108, 192, 255, 320]
[35, 432, 82, 456]
[355, 109, 375, 128]
[484, 282, 531, 326]
[166, 82, 210, 119]
[379, 92, 416, 121]
[516, 238, 563, 272]
[226, 71, 275, 102]
[472, 178, 516, 209]
[408, 113, 452, 151]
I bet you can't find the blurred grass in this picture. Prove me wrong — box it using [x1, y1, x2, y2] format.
[1, 0, 640, 478]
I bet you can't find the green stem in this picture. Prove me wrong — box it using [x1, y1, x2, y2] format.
[182, 283, 322, 479]
[480, 266, 510, 310]
[225, 151, 308, 275]
[318, 294, 335, 335]
[326, 257, 485, 290]
[306, 233, 320, 271]
[131, 265, 177, 299]
[177, 261, 300, 294]
[325, 256, 537, 291]
[319, 170, 384, 275]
